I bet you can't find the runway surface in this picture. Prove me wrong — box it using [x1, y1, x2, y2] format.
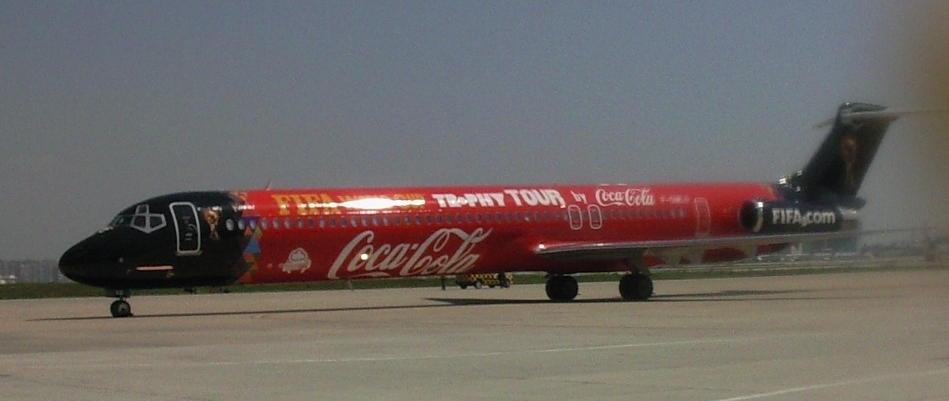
[1, 268, 948, 400]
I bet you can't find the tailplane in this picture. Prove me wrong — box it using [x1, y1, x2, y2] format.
[780, 102, 900, 207]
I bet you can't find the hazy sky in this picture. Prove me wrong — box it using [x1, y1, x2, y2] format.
[2, 1, 946, 259]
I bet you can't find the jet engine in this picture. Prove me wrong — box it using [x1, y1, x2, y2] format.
[739, 200, 856, 234]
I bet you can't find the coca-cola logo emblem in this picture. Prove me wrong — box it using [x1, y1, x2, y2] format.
[328, 228, 492, 279]
[594, 188, 655, 207]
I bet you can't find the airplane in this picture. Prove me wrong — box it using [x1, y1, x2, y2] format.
[60, 102, 903, 317]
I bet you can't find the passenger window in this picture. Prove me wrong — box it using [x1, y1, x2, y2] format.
[226, 219, 235, 231]
[372, 216, 380, 226]
[435, 214, 443, 224]
[445, 214, 453, 224]
[238, 219, 246, 230]
[361, 216, 368, 227]
[339, 218, 347, 227]
[261, 219, 269, 229]
[318, 217, 325, 228]
[475, 213, 482, 223]
[466, 213, 472, 223]
[382, 216, 389, 226]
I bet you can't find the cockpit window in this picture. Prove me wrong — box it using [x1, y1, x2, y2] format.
[110, 214, 132, 227]
[110, 204, 167, 234]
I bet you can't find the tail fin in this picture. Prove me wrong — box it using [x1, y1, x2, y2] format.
[782, 102, 900, 207]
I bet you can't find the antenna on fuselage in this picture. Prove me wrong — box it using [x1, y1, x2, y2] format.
[264, 179, 273, 190]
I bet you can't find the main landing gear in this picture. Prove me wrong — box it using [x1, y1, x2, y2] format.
[544, 272, 654, 302]
[619, 273, 653, 301]
[545, 275, 579, 302]
[619, 256, 654, 301]
[107, 289, 133, 318]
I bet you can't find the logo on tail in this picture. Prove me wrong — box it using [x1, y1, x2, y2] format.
[781, 102, 900, 207]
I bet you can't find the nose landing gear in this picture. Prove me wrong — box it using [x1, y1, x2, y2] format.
[107, 289, 133, 318]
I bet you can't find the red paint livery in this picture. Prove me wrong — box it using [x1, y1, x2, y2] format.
[234, 183, 775, 284]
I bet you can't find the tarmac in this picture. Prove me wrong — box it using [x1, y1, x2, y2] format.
[1, 268, 948, 400]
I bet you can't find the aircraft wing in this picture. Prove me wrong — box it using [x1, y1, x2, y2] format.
[533, 229, 906, 263]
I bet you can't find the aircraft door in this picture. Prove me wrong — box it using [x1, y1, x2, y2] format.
[169, 202, 201, 255]
[694, 197, 711, 237]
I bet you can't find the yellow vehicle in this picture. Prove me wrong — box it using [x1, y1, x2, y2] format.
[455, 273, 513, 289]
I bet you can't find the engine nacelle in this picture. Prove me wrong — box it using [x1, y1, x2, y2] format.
[739, 200, 849, 234]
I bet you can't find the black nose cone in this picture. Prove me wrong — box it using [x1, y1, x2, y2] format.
[59, 241, 95, 284]
[58, 232, 123, 287]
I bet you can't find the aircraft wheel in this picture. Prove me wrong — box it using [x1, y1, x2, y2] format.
[459, 283, 468, 289]
[474, 280, 483, 289]
[545, 275, 578, 302]
[110, 300, 132, 318]
[619, 274, 653, 301]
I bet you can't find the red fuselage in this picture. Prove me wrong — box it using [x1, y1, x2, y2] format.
[230, 183, 778, 284]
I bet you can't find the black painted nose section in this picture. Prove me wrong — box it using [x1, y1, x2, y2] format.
[58, 242, 90, 281]
[59, 239, 99, 285]
[58, 233, 123, 287]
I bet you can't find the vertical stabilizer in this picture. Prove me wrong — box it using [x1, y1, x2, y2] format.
[783, 102, 899, 206]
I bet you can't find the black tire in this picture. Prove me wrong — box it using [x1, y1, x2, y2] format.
[619, 274, 653, 301]
[459, 284, 468, 289]
[545, 276, 578, 301]
[560, 276, 578, 300]
[474, 280, 483, 289]
[110, 300, 132, 318]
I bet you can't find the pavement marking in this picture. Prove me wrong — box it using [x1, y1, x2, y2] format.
[17, 335, 780, 370]
[709, 368, 949, 401]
